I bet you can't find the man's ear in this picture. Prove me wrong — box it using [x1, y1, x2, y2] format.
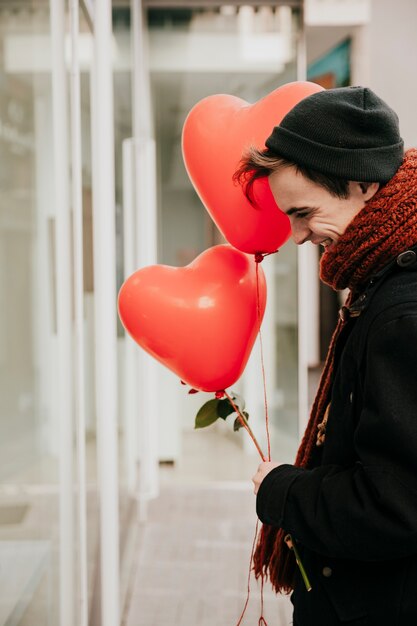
[350, 181, 380, 202]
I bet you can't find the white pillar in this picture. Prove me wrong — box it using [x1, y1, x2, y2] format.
[69, 1, 88, 624]
[134, 138, 160, 510]
[49, 1, 74, 625]
[132, 0, 152, 138]
[298, 243, 319, 431]
[131, 0, 159, 512]
[122, 139, 138, 495]
[91, 1, 120, 624]
[297, 18, 313, 433]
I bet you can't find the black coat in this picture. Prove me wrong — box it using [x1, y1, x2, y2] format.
[257, 246, 417, 626]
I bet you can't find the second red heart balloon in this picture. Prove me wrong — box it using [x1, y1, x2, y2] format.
[182, 81, 323, 254]
[118, 245, 267, 392]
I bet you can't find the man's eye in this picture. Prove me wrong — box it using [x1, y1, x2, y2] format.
[295, 212, 308, 219]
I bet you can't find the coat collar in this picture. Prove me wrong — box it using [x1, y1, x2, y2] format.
[339, 243, 417, 322]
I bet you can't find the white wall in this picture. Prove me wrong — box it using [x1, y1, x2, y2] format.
[367, 0, 417, 148]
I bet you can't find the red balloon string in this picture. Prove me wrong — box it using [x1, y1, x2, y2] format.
[234, 520, 257, 626]
[235, 519, 269, 626]
[255, 258, 272, 462]
[258, 567, 269, 625]
[234, 252, 277, 625]
[224, 391, 266, 461]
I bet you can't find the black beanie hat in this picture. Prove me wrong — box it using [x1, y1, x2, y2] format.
[265, 86, 404, 183]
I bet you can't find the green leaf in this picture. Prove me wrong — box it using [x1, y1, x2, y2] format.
[195, 399, 220, 429]
[233, 416, 243, 432]
[217, 398, 236, 420]
[233, 411, 250, 432]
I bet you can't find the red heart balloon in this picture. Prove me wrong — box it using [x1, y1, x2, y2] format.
[182, 81, 323, 254]
[118, 245, 266, 392]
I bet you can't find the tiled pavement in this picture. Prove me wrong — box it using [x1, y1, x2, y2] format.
[124, 484, 293, 626]
[124, 423, 294, 626]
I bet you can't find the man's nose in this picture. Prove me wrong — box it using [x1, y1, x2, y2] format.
[291, 221, 310, 245]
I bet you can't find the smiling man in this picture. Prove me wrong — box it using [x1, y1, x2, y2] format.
[234, 86, 417, 626]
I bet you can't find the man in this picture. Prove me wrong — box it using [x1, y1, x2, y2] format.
[235, 86, 417, 625]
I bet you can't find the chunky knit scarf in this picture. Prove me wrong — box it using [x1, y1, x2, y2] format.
[253, 148, 417, 593]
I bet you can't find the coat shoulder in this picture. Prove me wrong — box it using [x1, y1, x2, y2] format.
[366, 265, 417, 324]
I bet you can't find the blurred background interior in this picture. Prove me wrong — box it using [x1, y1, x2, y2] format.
[1, 0, 416, 624]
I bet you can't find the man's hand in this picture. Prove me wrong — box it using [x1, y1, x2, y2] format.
[252, 461, 280, 494]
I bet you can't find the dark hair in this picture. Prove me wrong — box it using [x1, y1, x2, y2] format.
[233, 146, 351, 206]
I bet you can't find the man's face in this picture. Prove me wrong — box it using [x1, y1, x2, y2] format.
[268, 166, 376, 251]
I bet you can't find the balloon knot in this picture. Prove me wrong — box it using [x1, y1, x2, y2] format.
[254, 252, 264, 264]
[215, 390, 225, 399]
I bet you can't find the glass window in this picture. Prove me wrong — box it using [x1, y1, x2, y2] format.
[0, 3, 62, 623]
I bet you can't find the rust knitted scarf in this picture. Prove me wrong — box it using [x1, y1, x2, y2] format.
[253, 148, 417, 593]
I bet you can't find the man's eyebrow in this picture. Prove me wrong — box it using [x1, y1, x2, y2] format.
[285, 206, 312, 216]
